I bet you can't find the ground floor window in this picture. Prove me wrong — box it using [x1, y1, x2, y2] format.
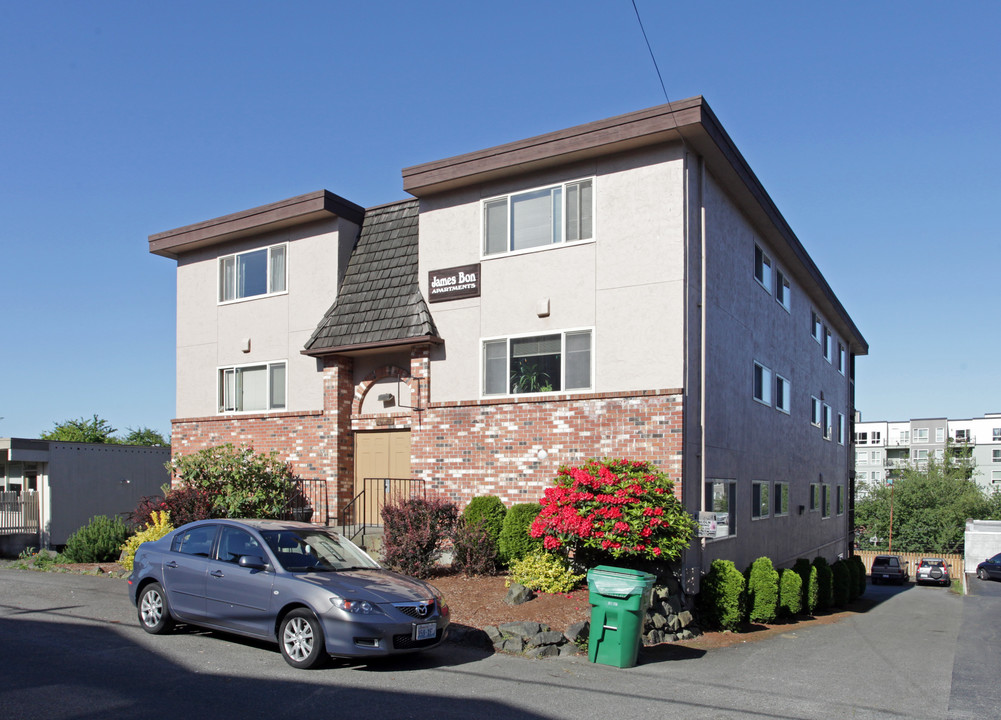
[752, 481, 770, 519]
[822, 484, 831, 518]
[705, 479, 736, 539]
[483, 329, 591, 396]
[810, 482, 820, 511]
[219, 361, 286, 413]
[774, 481, 789, 516]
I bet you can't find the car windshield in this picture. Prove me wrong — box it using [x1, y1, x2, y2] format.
[261, 529, 381, 572]
[921, 560, 944, 566]
[873, 557, 898, 567]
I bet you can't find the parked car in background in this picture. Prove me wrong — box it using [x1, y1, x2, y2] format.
[915, 558, 951, 586]
[127, 519, 450, 668]
[976, 552, 1001, 581]
[870, 555, 909, 585]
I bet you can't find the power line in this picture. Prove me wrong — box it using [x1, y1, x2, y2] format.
[631, 0, 670, 104]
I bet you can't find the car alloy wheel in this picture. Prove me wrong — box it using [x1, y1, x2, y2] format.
[279, 609, 327, 669]
[978, 568, 988, 580]
[137, 582, 174, 635]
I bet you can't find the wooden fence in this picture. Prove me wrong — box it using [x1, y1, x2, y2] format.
[0, 490, 40, 534]
[856, 550, 962, 581]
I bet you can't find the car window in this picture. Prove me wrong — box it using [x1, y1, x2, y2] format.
[216, 526, 263, 564]
[172, 525, 217, 557]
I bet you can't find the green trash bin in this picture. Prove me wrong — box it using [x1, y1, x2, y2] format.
[586, 565, 656, 668]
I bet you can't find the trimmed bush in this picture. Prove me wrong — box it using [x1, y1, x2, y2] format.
[120, 511, 174, 572]
[61, 515, 132, 563]
[793, 558, 818, 615]
[130, 485, 217, 529]
[778, 568, 803, 618]
[462, 496, 506, 550]
[498, 502, 543, 564]
[508, 551, 585, 594]
[380, 496, 458, 578]
[845, 557, 861, 602]
[451, 517, 499, 576]
[852, 555, 867, 597]
[831, 559, 850, 607]
[699, 559, 746, 631]
[813, 557, 833, 610]
[746, 556, 780, 623]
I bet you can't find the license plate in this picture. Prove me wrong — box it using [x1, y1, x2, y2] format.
[414, 622, 436, 641]
[881, 574, 890, 578]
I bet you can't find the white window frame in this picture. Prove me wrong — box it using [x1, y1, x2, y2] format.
[955, 429, 971, 443]
[810, 483, 820, 512]
[753, 362, 772, 406]
[838, 413, 846, 445]
[775, 269, 791, 311]
[754, 244, 772, 292]
[218, 360, 287, 414]
[218, 243, 288, 304]
[993, 449, 1001, 463]
[811, 396, 822, 427]
[837, 343, 846, 375]
[822, 484, 831, 518]
[856, 431, 868, 445]
[872, 431, 882, 444]
[811, 311, 822, 343]
[775, 374, 790, 414]
[914, 428, 929, 443]
[823, 404, 833, 440]
[837, 485, 845, 515]
[823, 327, 832, 363]
[856, 450, 868, 465]
[936, 427, 945, 443]
[993, 427, 1001, 442]
[481, 328, 592, 397]
[899, 429, 911, 444]
[915, 449, 929, 461]
[482, 178, 594, 258]
[993, 470, 1001, 484]
[857, 471, 868, 481]
[752, 481, 770, 519]
[705, 480, 737, 540]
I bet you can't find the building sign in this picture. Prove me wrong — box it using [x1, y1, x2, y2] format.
[428, 263, 480, 303]
[697, 511, 717, 538]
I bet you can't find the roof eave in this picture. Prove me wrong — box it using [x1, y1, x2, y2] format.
[301, 334, 443, 358]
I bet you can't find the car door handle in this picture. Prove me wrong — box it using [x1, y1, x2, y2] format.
[165, 561, 178, 569]
[210, 570, 225, 578]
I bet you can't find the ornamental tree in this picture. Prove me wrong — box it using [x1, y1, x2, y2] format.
[530, 458, 696, 564]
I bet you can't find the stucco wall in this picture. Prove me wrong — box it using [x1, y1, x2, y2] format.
[174, 217, 357, 419]
[418, 146, 687, 404]
[699, 169, 854, 569]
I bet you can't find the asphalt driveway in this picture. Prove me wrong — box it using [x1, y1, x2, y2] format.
[0, 569, 999, 719]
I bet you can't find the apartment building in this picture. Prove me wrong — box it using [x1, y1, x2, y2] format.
[149, 97, 867, 581]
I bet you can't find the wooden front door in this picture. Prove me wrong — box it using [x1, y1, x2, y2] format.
[354, 431, 411, 525]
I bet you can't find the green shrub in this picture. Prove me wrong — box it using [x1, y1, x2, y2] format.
[699, 559, 745, 631]
[746, 557, 779, 623]
[813, 557, 833, 610]
[451, 517, 499, 576]
[508, 552, 585, 594]
[845, 557, 861, 601]
[120, 511, 174, 572]
[778, 568, 803, 618]
[793, 558, 818, 615]
[831, 559, 850, 607]
[380, 496, 458, 578]
[462, 496, 506, 549]
[498, 502, 543, 564]
[169, 443, 298, 519]
[852, 555, 867, 597]
[61, 515, 132, 563]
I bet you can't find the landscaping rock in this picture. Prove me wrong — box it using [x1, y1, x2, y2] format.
[564, 620, 589, 645]
[527, 630, 565, 648]
[503, 582, 535, 606]
[498, 620, 544, 637]
[498, 636, 525, 653]
[526, 644, 560, 659]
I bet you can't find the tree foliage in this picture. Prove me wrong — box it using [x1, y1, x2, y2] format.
[169, 444, 298, 519]
[40, 415, 169, 446]
[854, 448, 1000, 554]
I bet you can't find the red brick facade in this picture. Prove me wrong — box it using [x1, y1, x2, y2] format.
[171, 344, 685, 520]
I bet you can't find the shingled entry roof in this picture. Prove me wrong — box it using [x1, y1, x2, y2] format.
[303, 199, 440, 355]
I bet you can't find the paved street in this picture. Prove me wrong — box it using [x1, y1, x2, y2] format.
[0, 569, 998, 720]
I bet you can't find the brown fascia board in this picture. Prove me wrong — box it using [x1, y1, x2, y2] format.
[301, 335, 443, 358]
[401, 96, 868, 355]
[148, 190, 365, 259]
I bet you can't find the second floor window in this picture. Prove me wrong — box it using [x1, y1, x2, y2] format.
[483, 179, 593, 256]
[219, 244, 287, 302]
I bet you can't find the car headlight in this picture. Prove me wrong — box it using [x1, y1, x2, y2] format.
[330, 597, 375, 614]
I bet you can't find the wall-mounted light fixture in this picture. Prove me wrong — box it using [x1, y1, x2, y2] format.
[377, 393, 396, 407]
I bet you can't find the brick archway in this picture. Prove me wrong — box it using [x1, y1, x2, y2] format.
[353, 365, 416, 416]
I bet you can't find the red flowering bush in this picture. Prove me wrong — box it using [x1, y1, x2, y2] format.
[530, 458, 696, 563]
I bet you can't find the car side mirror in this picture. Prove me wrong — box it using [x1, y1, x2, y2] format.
[238, 555, 269, 570]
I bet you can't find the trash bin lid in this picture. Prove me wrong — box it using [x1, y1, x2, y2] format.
[587, 565, 656, 597]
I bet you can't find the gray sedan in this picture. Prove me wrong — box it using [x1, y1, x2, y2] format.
[128, 519, 449, 668]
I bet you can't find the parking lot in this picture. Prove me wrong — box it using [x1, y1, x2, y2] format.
[0, 569, 999, 720]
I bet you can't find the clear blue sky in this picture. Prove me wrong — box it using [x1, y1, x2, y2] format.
[2, 1, 999, 439]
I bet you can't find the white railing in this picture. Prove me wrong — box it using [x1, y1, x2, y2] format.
[0, 490, 40, 534]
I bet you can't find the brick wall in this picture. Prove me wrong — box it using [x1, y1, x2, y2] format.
[411, 389, 685, 508]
